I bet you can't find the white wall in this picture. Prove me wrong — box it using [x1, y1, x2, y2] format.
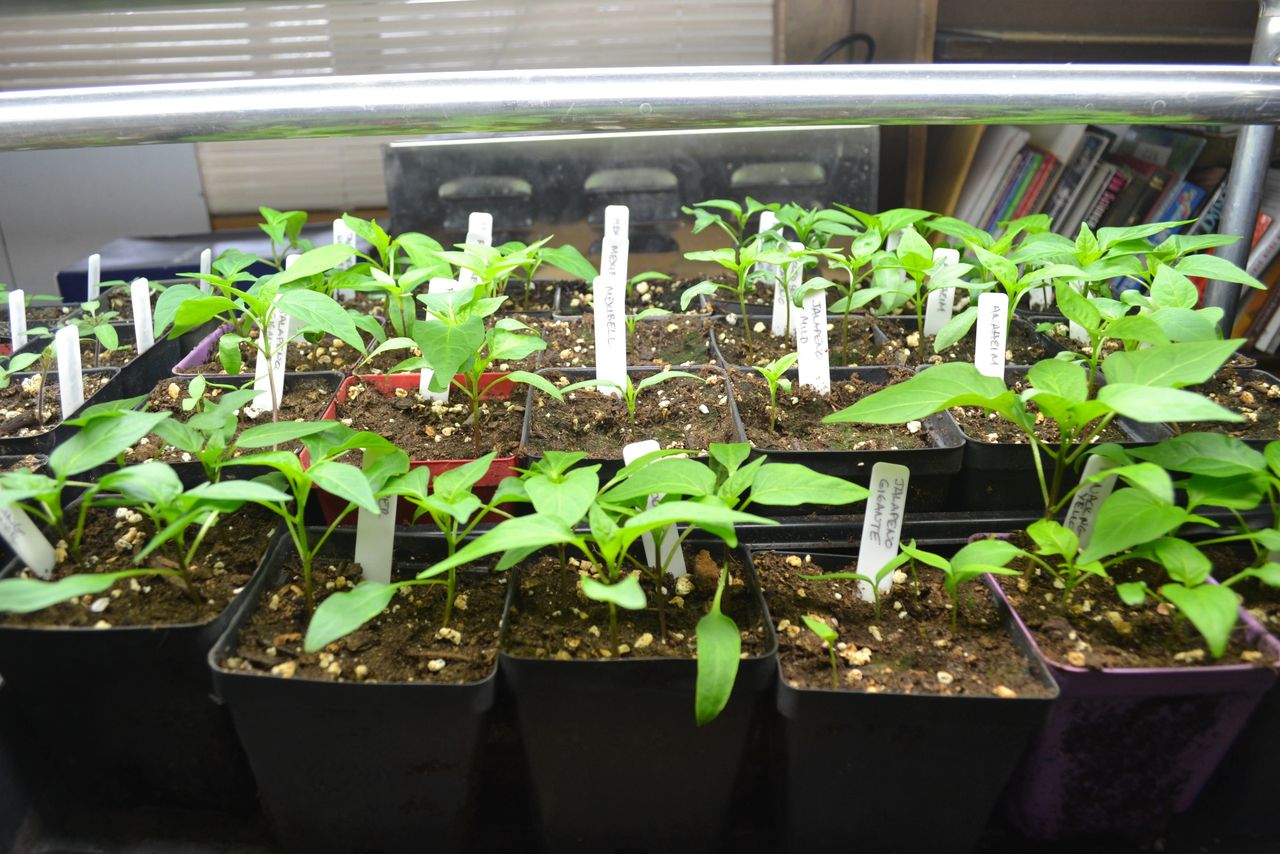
[0, 145, 210, 296]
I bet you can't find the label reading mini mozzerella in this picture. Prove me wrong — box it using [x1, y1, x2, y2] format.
[130, 278, 155, 354]
[250, 297, 289, 415]
[354, 495, 397, 583]
[593, 275, 627, 397]
[199, 247, 212, 293]
[87, 253, 101, 301]
[857, 462, 910, 602]
[7, 290, 27, 351]
[54, 325, 85, 417]
[622, 440, 687, 578]
[1063, 455, 1118, 549]
[0, 505, 56, 580]
[923, 248, 959, 337]
[975, 292, 1009, 380]
[795, 278, 831, 396]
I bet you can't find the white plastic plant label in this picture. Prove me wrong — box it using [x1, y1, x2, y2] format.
[1027, 282, 1053, 310]
[282, 255, 304, 338]
[419, 277, 459, 402]
[1063, 455, 1118, 549]
[923, 248, 959, 337]
[250, 297, 289, 415]
[199, 247, 212, 293]
[794, 278, 831, 396]
[592, 276, 627, 397]
[975, 292, 1009, 379]
[54, 325, 85, 417]
[130, 278, 155, 354]
[466, 211, 494, 246]
[0, 505, 56, 580]
[601, 235, 630, 284]
[332, 218, 357, 271]
[622, 440, 687, 578]
[771, 240, 804, 339]
[354, 496, 397, 583]
[604, 204, 629, 241]
[1067, 282, 1089, 343]
[87, 253, 101, 302]
[7, 290, 27, 351]
[857, 462, 910, 602]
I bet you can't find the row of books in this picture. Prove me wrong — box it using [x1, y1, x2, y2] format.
[926, 124, 1229, 243]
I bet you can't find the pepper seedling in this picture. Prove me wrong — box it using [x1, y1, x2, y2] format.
[801, 615, 842, 689]
[563, 370, 702, 426]
[752, 352, 797, 432]
[680, 239, 793, 352]
[258, 206, 313, 269]
[496, 237, 599, 310]
[624, 306, 671, 337]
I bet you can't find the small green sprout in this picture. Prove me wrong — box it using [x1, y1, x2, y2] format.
[566, 370, 702, 426]
[801, 614, 840, 689]
[752, 352, 796, 432]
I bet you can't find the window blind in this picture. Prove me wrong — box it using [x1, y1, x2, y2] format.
[0, 1, 775, 213]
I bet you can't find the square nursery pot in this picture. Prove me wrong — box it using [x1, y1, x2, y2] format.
[0, 454, 47, 568]
[0, 513, 279, 817]
[499, 539, 776, 854]
[987, 572, 1279, 839]
[15, 322, 179, 400]
[553, 277, 709, 317]
[210, 529, 502, 854]
[172, 322, 232, 374]
[764, 550, 1058, 854]
[520, 364, 747, 484]
[312, 372, 521, 525]
[950, 365, 1170, 512]
[0, 367, 121, 457]
[730, 366, 966, 514]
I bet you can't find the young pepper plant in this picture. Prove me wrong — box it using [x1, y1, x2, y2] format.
[680, 237, 793, 352]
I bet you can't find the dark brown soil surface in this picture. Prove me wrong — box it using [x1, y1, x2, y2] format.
[757, 551, 1052, 696]
[502, 546, 770, 659]
[537, 315, 712, 369]
[712, 315, 890, 369]
[1000, 538, 1274, 668]
[97, 285, 155, 321]
[336, 292, 388, 317]
[558, 276, 699, 315]
[524, 367, 740, 457]
[1, 304, 80, 339]
[187, 334, 370, 375]
[1179, 368, 1280, 439]
[877, 315, 1057, 368]
[948, 377, 1128, 445]
[125, 376, 337, 465]
[502, 281, 558, 314]
[732, 369, 930, 451]
[223, 556, 505, 684]
[337, 379, 524, 460]
[0, 505, 273, 628]
[0, 373, 110, 437]
[0, 454, 43, 473]
[1234, 575, 1280, 639]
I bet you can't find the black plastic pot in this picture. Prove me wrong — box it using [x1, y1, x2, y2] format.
[872, 313, 1065, 368]
[500, 539, 776, 854]
[0, 678, 29, 852]
[756, 547, 1058, 853]
[210, 530, 502, 854]
[729, 366, 966, 513]
[520, 364, 747, 483]
[0, 520, 276, 817]
[0, 367, 121, 456]
[15, 322, 180, 400]
[951, 366, 1169, 512]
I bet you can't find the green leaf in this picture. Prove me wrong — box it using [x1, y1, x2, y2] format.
[1116, 581, 1149, 606]
[1239, 562, 1280, 587]
[1080, 489, 1190, 563]
[416, 514, 583, 581]
[49, 411, 171, 477]
[748, 464, 868, 507]
[218, 332, 244, 375]
[524, 467, 600, 526]
[800, 614, 838, 645]
[1160, 583, 1240, 659]
[1174, 254, 1266, 289]
[541, 245, 599, 281]
[1027, 359, 1088, 404]
[0, 573, 123, 614]
[185, 479, 292, 505]
[580, 572, 646, 610]
[416, 316, 485, 391]
[1135, 538, 1210, 586]
[1056, 281, 1101, 332]
[1102, 315, 1169, 347]
[236, 420, 334, 449]
[277, 289, 363, 350]
[1149, 266, 1200, 309]
[304, 581, 400, 653]
[488, 327, 546, 362]
[823, 362, 1013, 424]
[267, 244, 356, 286]
[708, 442, 752, 477]
[1026, 519, 1078, 559]
[504, 370, 564, 402]
[933, 306, 978, 354]
[1084, 462, 1173, 504]
[173, 296, 239, 334]
[695, 573, 741, 726]
[309, 461, 379, 514]
[432, 453, 496, 501]
[1096, 384, 1243, 424]
[96, 463, 183, 506]
[900, 540, 952, 571]
[600, 458, 716, 503]
[1183, 473, 1266, 512]
[950, 539, 1023, 572]
[1101, 340, 1243, 388]
[622, 501, 775, 551]
[1149, 308, 1223, 344]
[1128, 432, 1265, 478]
[680, 280, 728, 311]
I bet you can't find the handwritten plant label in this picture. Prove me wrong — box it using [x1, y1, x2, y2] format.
[333, 218, 357, 271]
[1067, 281, 1089, 343]
[601, 234, 629, 284]
[199, 247, 212, 293]
[87, 253, 101, 301]
[593, 276, 626, 397]
[458, 211, 493, 287]
[249, 296, 289, 415]
[604, 204, 629, 241]
[283, 254, 303, 338]
[923, 248, 959, 337]
[794, 275, 831, 396]
[622, 440, 687, 578]
[7, 290, 27, 350]
[772, 240, 803, 339]
[54, 325, 85, 417]
[354, 495, 397, 583]
[130, 278, 155, 354]
[975, 292, 1009, 379]
[419, 277, 459, 401]
[0, 504, 56, 579]
[1064, 455, 1118, 549]
[885, 231, 907, 286]
[857, 462, 910, 601]
[1027, 282, 1053, 310]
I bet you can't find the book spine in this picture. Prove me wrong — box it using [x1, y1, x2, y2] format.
[1016, 154, 1057, 219]
[980, 149, 1031, 232]
[1086, 169, 1129, 228]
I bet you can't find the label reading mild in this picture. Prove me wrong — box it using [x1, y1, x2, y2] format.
[0, 505, 56, 580]
[87, 253, 101, 301]
[975, 292, 1009, 379]
[601, 236, 630, 284]
[250, 297, 289, 415]
[857, 462, 910, 602]
[354, 495, 397, 583]
[419, 277, 459, 402]
[592, 276, 627, 397]
[622, 440, 687, 578]
[794, 279, 831, 396]
[130, 278, 155, 354]
[54, 325, 85, 417]
[199, 248, 212, 293]
[604, 204, 629, 240]
[1064, 455, 1118, 549]
[923, 248, 959, 337]
[772, 240, 803, 339]
[7, 290, 27, 350]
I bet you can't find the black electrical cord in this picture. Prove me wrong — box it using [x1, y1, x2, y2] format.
[813, 32, 876, 65]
